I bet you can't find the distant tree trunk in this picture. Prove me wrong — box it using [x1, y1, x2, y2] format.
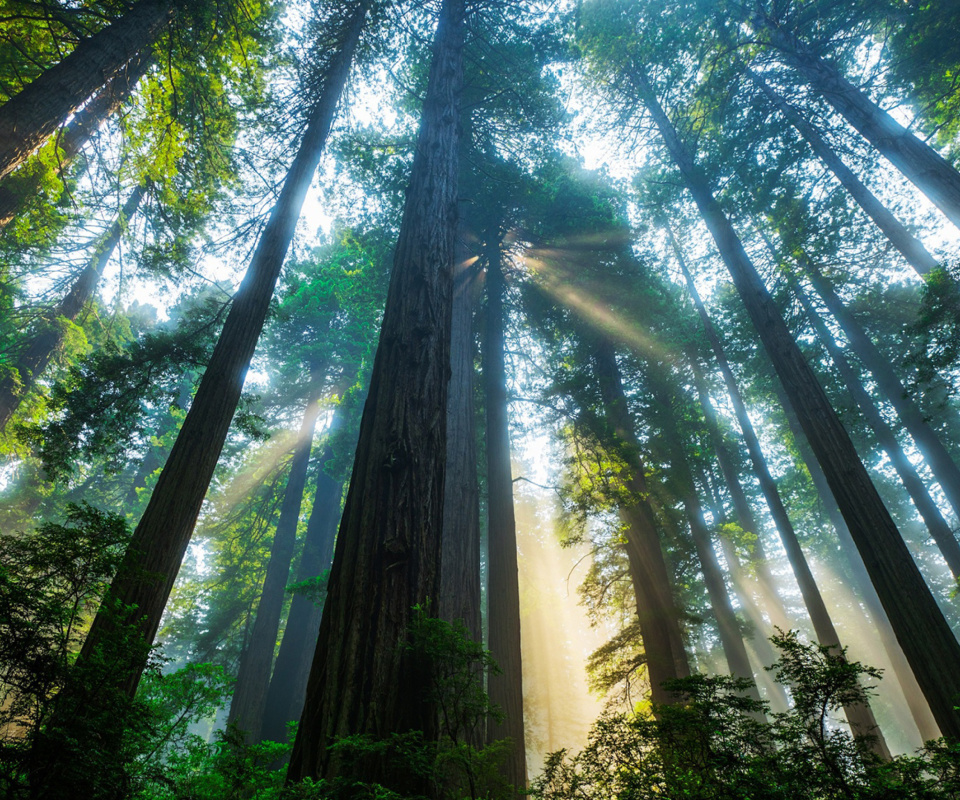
[285, 0, 464, 789]
[793, 279, 960, 578]
[0, 184, 145, 431]
[748, 71, 939, 276]
[260, 420, 346, 746]
[0, 51, 152, 231]
[227, 387, 322, 742]
[648, 371, 762, 705]
[483, 232, 527, 788]
[640, 69, 949, 747]
[0, 0, 173, 181]
[74, 1, 369, 705]
[592, 339, 692, 707]
[756, 16, 960, 230]
[440, 242, 481, 642]
[687, 357, 793, 635]
[804, 258, 960, 524]
[769, 376, 942, 742]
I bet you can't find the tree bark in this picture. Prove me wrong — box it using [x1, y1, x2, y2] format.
[770, 376, 942, 742]
[756, 16, 960, 231]
[0, 184, 145, 431]
[285, 0, 463, 789]
[640, 68, 950, 745]
[440, 243, 482, 642]
[483, 232, 527, 788]
[227, 388, 322, 743]
[804, 258, 960, 525]
[76, 0, 369, 700]
[0, 0, 173, 181]
[592, 339, 692, 708]
[0, 51, 151, 231]
[748, 70, 939, 276]
[794, 279, 960, 578]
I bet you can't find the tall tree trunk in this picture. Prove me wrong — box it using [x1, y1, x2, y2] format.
[592, 339, 692, 708]
[440, 243, 481, 642]
[483, 232, 527, 788]
[286, 0, 464, 789]
[0, 0, 173, 181]
[804, 258, 960, 525]
[687, 357, 793, 636]
[0, 51, 151, 231]
[793, 279, 960, 578]
[0, 184, 145, 431]
[756, 16, 960, 230]
[74, 0, 369, 703]
[639, 69, 952, 746]
[747, 71, 939, 276]
[260, 416, 347, 746]
[227, 388, 322, 742]
[769, 376, 942, 742]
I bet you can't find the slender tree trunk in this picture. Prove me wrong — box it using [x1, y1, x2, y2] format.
[757, 16, 960, 230]
[440, 243, 481, 642]
[688, 358, 793, 636]
[794, 279, 960, 578]
[0, 0, 173, 181]
[748, 71, 939, 276]
[639, 69, 950, 746]
[804, 259, 960, 525]
[260, 417, 347, 746]
[770, 377, 942, 742]
[286, 0, 463, 789]
[74, 1, 369, 706]
[227, 388, 322, 742]
[483, 232, 527, 788]
[0, 184, 145, 431]
[0, 51, 151, 231]
[592, 339, 692, 708]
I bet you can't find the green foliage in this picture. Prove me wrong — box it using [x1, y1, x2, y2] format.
[533, 632, 960, 800]
[908, 264, 960, 395]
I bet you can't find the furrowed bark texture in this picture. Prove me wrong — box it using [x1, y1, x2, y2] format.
[593, 340, 692, 707]
[77, 1, 368, 698]
[0, 185, 145, 431]
[770, 377, 942, 742]
[794, 280, 960, 578]
[640, 69, 955, 744]
[227, 390, 322, 742]
[748, 71, 938, 276]
[804, 259, 960, 525]
[440, 247, 482, 642]
[483, 237, 527, 788]
[286, 0, 464, 787]
[260, 419, 347, 746]
[0, 0, 172, 180]
[757, 17, 960, 231]
[0, 51, 151, 231]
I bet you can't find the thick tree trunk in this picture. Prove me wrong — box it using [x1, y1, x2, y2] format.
[0, 0, 173, 181]
[770, 377, 942, 742]
[804, 259, 960, 525]
[440, 245, 481, 642]
[0, 184, 145, 431]
[75, 0, 368, 702]
[757, 17, 960, 230]
[639, 70, 952, 745]
[483, 234, 527, 788]
[593, 339, 692, 708]
[260, 427, 345, 746]
[227, 389, 322, 742]
[285, 0, 463, 789]
[0, 51, 151, 231]
[794, 280, 960, 578]
[748, 71, 938, 276]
